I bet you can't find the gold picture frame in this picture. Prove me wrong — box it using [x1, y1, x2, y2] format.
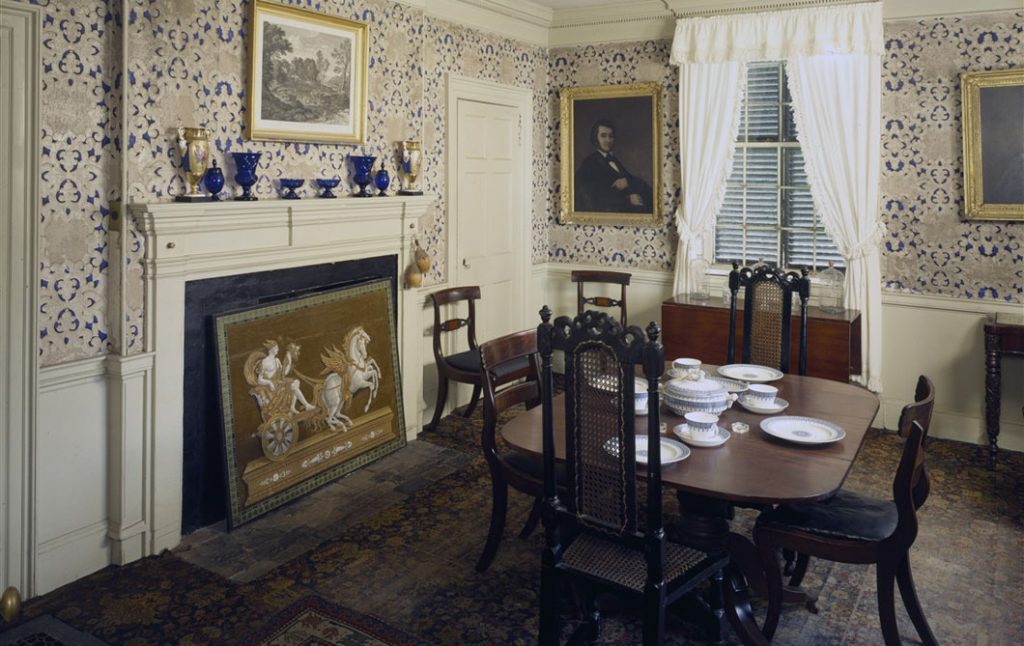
[248, 1, 368, 144]
[560, 83, 662, 227]
[961, 69, 1024, 221]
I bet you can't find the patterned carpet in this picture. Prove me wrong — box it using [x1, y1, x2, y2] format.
[5, 403, 1023, 645]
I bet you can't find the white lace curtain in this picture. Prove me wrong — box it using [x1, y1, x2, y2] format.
[670, 2, 885, 392]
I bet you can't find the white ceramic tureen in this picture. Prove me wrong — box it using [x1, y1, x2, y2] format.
[663, 377, 738, 415]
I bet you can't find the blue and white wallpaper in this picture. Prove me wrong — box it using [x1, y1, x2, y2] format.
[21, 1, 1024, 365]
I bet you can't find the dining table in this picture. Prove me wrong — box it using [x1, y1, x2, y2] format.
[500, 364, 880, 645]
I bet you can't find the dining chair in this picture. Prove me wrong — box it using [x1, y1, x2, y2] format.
[753, 376, 938, 646]
[727, 261, 810, 375]
[475, 329, 564, 572]
[783, 375, 936, 588]
[536, 308, 728, 645]
[571, 270, 631, 325]
[427, 286, 528, 432]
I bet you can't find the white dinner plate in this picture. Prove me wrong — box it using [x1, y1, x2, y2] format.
[706, 375, 749, 394]
[760, 416, 846, 445]
[672, 424, 731, 448]
[717, 364, 784, 383]
[603, 436, 691, 465]
[737, 397, 789, 414]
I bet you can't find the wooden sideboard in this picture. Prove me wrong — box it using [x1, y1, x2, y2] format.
[661, 294, 861, 383]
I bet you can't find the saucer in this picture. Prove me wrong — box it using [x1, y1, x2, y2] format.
[672, 424, 730, 448]
[737, 397, 789, 414]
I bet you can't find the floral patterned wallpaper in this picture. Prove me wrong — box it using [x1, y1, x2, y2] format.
[22, 1, 1024, 366]
[880, 11, 1023, 300]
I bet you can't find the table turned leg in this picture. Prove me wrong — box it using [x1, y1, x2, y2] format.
[984, 330, 1001, 469]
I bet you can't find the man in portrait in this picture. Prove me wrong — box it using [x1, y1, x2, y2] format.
[575, 119, 653, 214]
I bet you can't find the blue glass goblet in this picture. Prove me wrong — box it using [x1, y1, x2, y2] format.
[350, 155, 376, 197]
[231, 151, 262, 201]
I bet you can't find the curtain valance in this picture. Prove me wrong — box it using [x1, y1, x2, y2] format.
[670, 3, 883, 65]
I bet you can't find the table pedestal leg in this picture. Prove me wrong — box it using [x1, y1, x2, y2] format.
[673, 493, 770, 646]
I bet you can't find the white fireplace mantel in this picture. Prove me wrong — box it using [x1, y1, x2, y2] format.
[125, 195, 433, 556]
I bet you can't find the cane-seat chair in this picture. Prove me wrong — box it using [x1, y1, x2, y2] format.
[476, 329, 566, 572]
[571, 270, 631, 325]
[427, 286, 529, 432]
[537, 309, 728, 645]
[727, 262, 810, 375]
[753, 376, 938, 645]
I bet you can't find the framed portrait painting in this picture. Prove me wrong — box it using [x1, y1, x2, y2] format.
[961, 69, 1024, 221]
[248, 1, 368, 144]
[560, 83, 662, 227]
[214, 278, 405, 529]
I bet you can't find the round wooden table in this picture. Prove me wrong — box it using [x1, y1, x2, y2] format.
[500, 367, 880, 645]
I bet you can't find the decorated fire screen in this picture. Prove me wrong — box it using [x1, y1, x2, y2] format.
[215, 278, 404, 529]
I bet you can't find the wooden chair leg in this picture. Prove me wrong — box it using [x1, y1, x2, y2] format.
[462, 384, 482, 417]
[876, 559, 902, 646]
[756, 536, 784, 640]
[519, 497, 542, 539]
[539, 565, 561, 646]
[896, 555, 938, 646]
[427, 375, 448, 432]
[642, 584, 665, 646]
[788, 552, 811, 587]
[476, 472, 508, 572]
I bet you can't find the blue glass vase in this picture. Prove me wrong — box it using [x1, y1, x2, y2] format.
[202, 160, 225, 201]
[374, 165, 390, 197]
[350, 155, 376, 197]
[232, 151, 262, 201]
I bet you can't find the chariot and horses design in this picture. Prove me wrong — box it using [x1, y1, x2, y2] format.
[243, 326, 383, 461]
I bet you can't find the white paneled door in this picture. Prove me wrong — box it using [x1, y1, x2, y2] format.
[454, 96, 526, 343]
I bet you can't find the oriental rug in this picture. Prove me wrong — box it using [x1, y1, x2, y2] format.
[245, 596, 427, 646]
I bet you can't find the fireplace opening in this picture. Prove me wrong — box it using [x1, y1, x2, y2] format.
[182, 255, 398, 533]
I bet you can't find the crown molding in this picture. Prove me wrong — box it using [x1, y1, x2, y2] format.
[419, 0, 1022, 50]
[423, 0, 553, 46]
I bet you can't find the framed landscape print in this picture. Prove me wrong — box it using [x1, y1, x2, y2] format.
[215, 279, 404, 529]
[961, 69, 1024, 221]
[248, 0, 368, 144]
[560, 83, 661, 227]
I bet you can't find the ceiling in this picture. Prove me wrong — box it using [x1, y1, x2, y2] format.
[529, 0, 630, 8]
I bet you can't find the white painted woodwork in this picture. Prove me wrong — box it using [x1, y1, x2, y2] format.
[532, 262, 1024, 452]
[414, 0, 1023, 47]
[446, 75, 532, 409]
[0, 0, 40, 599]
[127, 196, 433, 555]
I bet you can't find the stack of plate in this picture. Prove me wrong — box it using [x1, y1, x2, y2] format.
[662, 377, 735, 416]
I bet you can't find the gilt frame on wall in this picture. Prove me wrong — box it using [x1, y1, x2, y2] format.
[214, 279, 404, 529]
[961, 68, 1024, 221]
[559, 83, 662, 227]
[248, 0, 368, 144]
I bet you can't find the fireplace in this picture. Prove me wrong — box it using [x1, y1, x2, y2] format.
[127, 197, 431, 555]
[182, 256, 397, 532]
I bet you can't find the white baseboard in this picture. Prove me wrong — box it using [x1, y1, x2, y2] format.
[34, 520, 109, 596]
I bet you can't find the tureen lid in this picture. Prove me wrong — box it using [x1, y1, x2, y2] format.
[665, 377, 727, 399]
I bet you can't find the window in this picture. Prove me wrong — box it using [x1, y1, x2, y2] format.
[715, 62, 843, 270]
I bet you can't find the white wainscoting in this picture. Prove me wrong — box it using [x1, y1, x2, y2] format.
[530, 262, 1024, 452]
[35, 357, 111, 595]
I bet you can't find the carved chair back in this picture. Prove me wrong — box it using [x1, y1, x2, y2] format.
[571, 270, 631, 326]
[727, 261, 810, 374]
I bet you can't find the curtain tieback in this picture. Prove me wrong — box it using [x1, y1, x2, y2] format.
[675, 209, 700, 243]
[844, 227, 883, 261]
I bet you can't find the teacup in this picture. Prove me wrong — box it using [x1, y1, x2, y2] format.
[673, 357, 704, 381]
[684, 411, 719, 441]
[743, 384, 778, 408]
[634, 377, 650, 414]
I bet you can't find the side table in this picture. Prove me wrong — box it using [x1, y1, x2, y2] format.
[984, 313, 1024, 468]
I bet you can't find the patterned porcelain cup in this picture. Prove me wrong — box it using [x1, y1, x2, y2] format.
[684, 411, 719, 441]
[673, 357, 704, 381]
[743, 384, 778, 407]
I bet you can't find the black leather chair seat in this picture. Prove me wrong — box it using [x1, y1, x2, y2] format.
[756, 489, 898, 542]
[446, 350, 528, 377]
